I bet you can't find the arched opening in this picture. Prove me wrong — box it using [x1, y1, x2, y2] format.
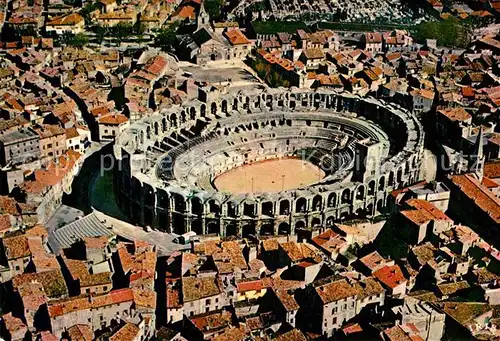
[211, 102, 217, 115]
[327, 193, 337, 207]
[279, 200, 290, 215]
[341, 188, 351, 204]
[146, 126, 151, 139]
[172, 194, 186, 212]
[207, 221, 220, 235]
[170, 113, 177, 127]
[208, 200, 220, 215]
[191, 197, 202, 214]
[189, 107, 196, 120]
[295, 220, 305, 232]
[378, 176, 385, 191]
[295, 198, 307, 213]
[157, 190, 169, 209]
[243, 202, 255, 217]
[312, 195, 322, 211]
[388, 171, 395, 186]
[232, 98, 238, 110]
[377, 199, 384, 213]
[226, 224, 237, 237]
[180, 111, 186, 123]
[368, 180, 375, 196]
[162, 118, 168, 132]
[227, 202, 237, 217]
[154, 122, 159, 135]
[311, 217, 321, 227]
[200, 104, 206, 117]
[356, 186, 365, 201]
[242, 224, 256, 238]
[397, 168, 403, 184]
[278, 222, 290, 235]
[221, 100, 228, 113]
[326, 216, 335, 226]
[260, 224, 274, 235]
[262, 201, 273, 216]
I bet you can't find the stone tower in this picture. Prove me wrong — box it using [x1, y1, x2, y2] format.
[469, 127, 485, 181]
[197, 3, 210, 29]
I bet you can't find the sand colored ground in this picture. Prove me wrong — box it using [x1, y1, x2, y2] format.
[214, 158, 325, 194]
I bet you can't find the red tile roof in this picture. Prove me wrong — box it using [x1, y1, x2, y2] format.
[373, 265, 407, 289]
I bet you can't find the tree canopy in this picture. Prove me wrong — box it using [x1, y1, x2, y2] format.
[412, 18, 470, 48]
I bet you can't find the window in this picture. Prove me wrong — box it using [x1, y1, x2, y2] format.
[86, 288, 90, 294]
[206, 299, 211, 305]
[103, 286, 108, 291]
[215, 298, 218, 303]
[190, 311, 194, 316]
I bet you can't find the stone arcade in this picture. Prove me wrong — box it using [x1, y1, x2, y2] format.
[113, 88, 424, 237]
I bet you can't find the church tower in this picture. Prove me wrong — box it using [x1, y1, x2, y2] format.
[197, 3, 210, 29]
[469, 127, 485, 181]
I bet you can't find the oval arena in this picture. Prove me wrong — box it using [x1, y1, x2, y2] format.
[113, 89, 424, 237]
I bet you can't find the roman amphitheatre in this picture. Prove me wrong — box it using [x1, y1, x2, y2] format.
[113, 88, 424, 238]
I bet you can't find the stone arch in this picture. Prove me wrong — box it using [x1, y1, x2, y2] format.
[157, 189, 169, 209]
[311, 217, 321, 227]
[295, 197, 307, 213]
[189, 107, 196, 120]
[146, 126, 151, 139]
[278, 222, 290, 235]
[191, 197, 202, 214]
[327, 193, 337, 207]
[226, 224, 237, 237]
[279, 200, 290, 215]
[232, 97, 238, 110]
[208, 199, 221, 214]
[170, 113, 177, 127]
[207, 221, 220, 235]
[143, 183, 155, 207]
[397, 167, 403, 184]
[200, 104, 206, 117]
[312, 195, 322, 211]
[243, 202, 256, 217]
[242, 224, 256, 238]
[388, 171, 395, 187]
[295, 220, 305, 232]
[341, 188, 351, 204]
[172, 193, 186, 212]
[154, 122, 159, 136]
[326, 216, 335, 226]
[226, 201, 237, 217]
[260, 223, 274, 235]
[378, 176, 385, 191]
[355, 185, 365, 201]
[221, 99, 228, 113]
[262, 201, 274, 216]
[211, 102, 217, 115]
[368, 180, 376, 196]
[180, 110, 186, 123]
[162, 117, 168, 132]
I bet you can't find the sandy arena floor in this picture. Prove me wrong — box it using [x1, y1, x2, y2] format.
[213, 158, 325, 194]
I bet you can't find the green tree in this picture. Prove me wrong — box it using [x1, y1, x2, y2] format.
[81, 2, 100, 25]
[204, 0, 223, 21]
[413, 18, 470, 48]
[154, 22, 179, 51]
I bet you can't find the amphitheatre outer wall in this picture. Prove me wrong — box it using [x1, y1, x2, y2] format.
[113, 88, 424, 238]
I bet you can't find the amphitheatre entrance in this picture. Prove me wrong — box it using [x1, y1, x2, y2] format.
[213, 157, 325, 194]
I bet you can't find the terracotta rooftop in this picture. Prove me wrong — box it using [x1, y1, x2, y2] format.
[110, 323, 139, 341]
[315, 278, 359, 303]
[438, 107, 471, 122]
[182, 276, 221, 302]
[274, 329, 307, 341]
[359, 251, 388, 272]
[373, 265, 407, 289]
[190, 309, 232, 333]
[224, 29, 251, 45]
[450, 173, 500, 223]
[67, 324, 93, 341]
[98, 114, 128, 125]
